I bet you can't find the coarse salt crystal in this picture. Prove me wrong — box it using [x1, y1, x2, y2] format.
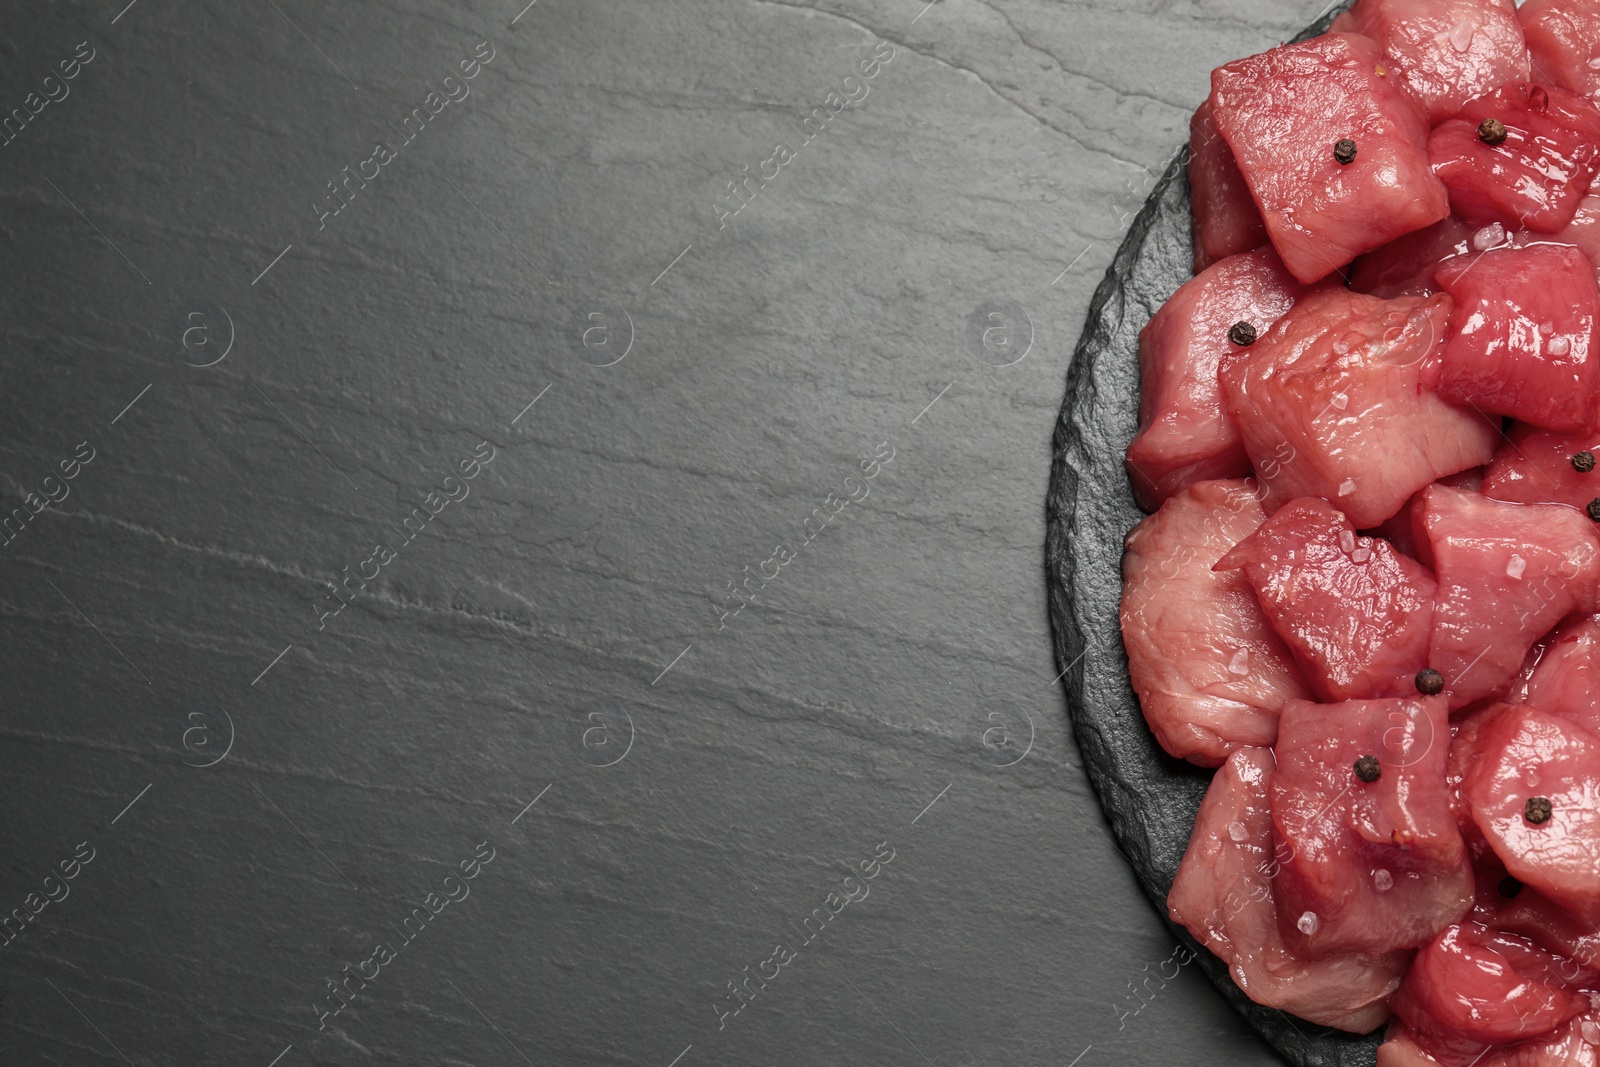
[1339, 529, 1357, 554]
[1373, 869, 1394, 892]
[1507, 555, 1527, 579]
[1338, 479, 1357, 497]
[1297, 911, 1319, 935]
[1351, 545, 1371, 563]
[1472, 223, 1505, 251]
[1227, 649, 1250, 676]
[1549, 336, 1571, 357]
[1228, 821, 1250, 843]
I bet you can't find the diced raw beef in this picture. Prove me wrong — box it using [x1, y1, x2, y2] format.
[1429, 82, 1600, 233]
[1210, 33, 1450, 283]
[1219, 289, 1498, 528]
[1557, 187, 1600, 267]
[1216, 497, 1436, 701]
[1391, 923, 1597, 1059]
[1434, 244, 1600, 435]
[1350, 217, 1478, 298]
[1519, 0, 1600, 100]
[1120, 480, 1311, 766]
[1271, 695, 1474, 959]
[1482, 424, 1600, 511]
[1189, 100, 1271, 273]
[1415, 485, 1600, 707]
[1470, 848, 1600, 971]
[1127, 248, 1308, 512]
[1379, 1015, 1600, 1067]
[1332, 0, 1530, 122]
[1505, 615, 1600, 736]
[1465, 704, 1600, 927]
[1168, 747, 1410, 1032]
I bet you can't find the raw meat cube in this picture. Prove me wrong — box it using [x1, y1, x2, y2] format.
[1332, 0, 1530, 122]
[1216, 497, 1436, 701]
[1482, 424, 1600, 512]
[1469, 848, 1600, 971]
[1415, 484, 1600, 707]
[1390, 923, 1597, 1058]
[1168, 747, 1410, 1032]
[1219, 288, 1498, 528]
[1519, 0, 1600, 100]
[1189, 100, 1271, 273]
[1429, 81, 1600, 233]
[1271, 695, 1474, 959]
[1378, 1014, 1600, 1066]
[1465, 704, 1600, 927]
[1505, 615, 1600, 736]
[1127, 248, 1307, 511]
[1434, 243, 1600, 435]
[1210, 32, 1450, 283]
[1120, 480, 1311, 766]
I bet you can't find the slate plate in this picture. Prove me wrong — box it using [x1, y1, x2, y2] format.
[1041, 5, 1385, 1066]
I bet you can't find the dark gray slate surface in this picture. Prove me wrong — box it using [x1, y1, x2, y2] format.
[0, 1, 1338, 1064]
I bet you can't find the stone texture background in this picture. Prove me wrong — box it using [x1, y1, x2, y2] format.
[0, 0, 1330, 1063]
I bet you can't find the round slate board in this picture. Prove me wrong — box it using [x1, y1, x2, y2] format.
[1042, 5, 1388, 1066]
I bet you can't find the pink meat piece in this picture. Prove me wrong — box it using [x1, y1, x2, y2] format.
[1188, 100, 1271, 273]
[1414, 484, 1600, 708]
[1167, 746, 1410, 1032]
[1271, 695, 1474, 959]
[1219, 288, 1498, 528]
[1216, 497, 1436, 701]
[1332, 0, 1530, 122]
[1126, 247, 1308, 512]
[1120, 480, 1311, 766]
[1209, 32, 1449, 283]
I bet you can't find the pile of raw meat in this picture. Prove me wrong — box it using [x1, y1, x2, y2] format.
[1118, 0, 1600, 1062]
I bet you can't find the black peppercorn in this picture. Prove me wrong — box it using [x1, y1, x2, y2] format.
[1478, 117, 1509, 145]
[1575, 451, 1597, 473]
[1498, 875, 1524, 898]
[1415, 668, 1445, 696]
[1525, 796, 1553, 824]
[1228, 321, 1257, 347]
[1353, 755, 1382, 783]
[1333, 138, 1357, 165]
[1588, 499, 1600, 522]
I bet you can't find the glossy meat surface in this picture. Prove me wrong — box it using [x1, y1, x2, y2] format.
[1120, 480, 1311, 765]
[1168, 747, 1411, 1031]
[1271, 695, 1473, 959]
[1520, 0, 1600, 99]
[1332, 0, 1530, 121]
[1506, 615, 1600, 736]
[1220, 289, 1498, 528]
[1482, 425, 1600, 512]
[1429, 82, 1600, 233]
[1127, 248, 1306, 511]
[1211, 33, 1450, 283]
[1217, 496, 1436, 700]
[1189, 100, 1271, 273]
[1434, 243, 1600, 435]
[1416, 484, 1600, 707]
[1464, 705, 1600, 927]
